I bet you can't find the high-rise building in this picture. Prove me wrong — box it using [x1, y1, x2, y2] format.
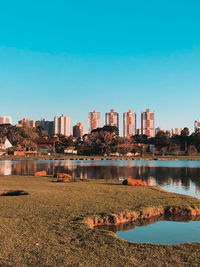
[123, 109, 136, 137]
[18, 118, 36, 128]
[88, 110, 101, 133]
[194, 119, 200, 132]
[105, 109, 119, 128]
[54, 114, 71, 136]
[155, 126, 164, 135]
[36, 118, 54, 136]
[73, 122, 84, 139]
[168, 128, 182, 136]
[175, 128, 182, 135]
[0, 116, 12, 125]
[141, 109, 155, 137]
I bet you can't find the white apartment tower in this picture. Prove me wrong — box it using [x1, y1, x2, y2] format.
[88, 110, 101, 133]
[0, 116, 12, 125]
[54, 114, 71, 136]
[105, 109, 119, 128]
[141, 109, 155, 137]
[123, 109, 136, 137]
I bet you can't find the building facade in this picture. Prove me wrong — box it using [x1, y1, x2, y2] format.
[18, 118, 36, 128]
[54, 114, 71, 136]
[88, 110, 101, 133]
[0, 116, 12, 125]
[36, 118, 54, 136]
[73, 122, 84, 139]
[194, 119, 200, 132]
[123, 109, 136, 137]
[155, 126, 164, 135]
[141, 109, 155, 137]
[105, 109, 119, 128]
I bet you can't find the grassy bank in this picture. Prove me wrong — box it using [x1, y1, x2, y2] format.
[1, 153, 200, 161]
[0, 176, 200, 266]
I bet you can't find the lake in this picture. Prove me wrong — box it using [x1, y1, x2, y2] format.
[0, 160, 200, 198]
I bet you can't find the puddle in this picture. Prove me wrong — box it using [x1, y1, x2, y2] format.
[97, 216, 200, 245]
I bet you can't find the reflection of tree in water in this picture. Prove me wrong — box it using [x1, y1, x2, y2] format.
[151, 167, 200, 190]
[50, 165, 200, 192]
[10, 162, 53, 176]
[97, 214, 200, 233]
[2, 161, 200, 195]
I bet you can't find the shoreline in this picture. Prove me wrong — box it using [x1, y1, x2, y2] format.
[1, 155, 200, 161]
[85, 206, 200, 228]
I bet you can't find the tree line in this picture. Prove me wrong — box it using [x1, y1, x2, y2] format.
[1, 124, 200, 156]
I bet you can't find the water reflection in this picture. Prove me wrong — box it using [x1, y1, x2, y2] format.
[0, 160, 200, 198]
[96, 215, 200, 233]
[97, 215, 200, 245]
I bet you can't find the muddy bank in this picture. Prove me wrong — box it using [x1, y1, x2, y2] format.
[85, 206, 200, 227]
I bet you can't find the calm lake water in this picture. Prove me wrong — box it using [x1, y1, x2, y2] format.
[98, 216, 200, 245]
[0, 160, 200, 198]
[116, 219, 200, 245]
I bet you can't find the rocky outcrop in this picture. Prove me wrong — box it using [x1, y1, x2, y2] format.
[123, 178, 146, 186]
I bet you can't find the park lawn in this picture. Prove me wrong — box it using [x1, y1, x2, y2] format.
[0, 175, 200, 266]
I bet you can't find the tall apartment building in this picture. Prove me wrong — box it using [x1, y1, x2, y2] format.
[88, 110, 101, 133]
[141, 109, 155, 137]
[123, 109, 136, 137]
[73, 122, 84, 139]
[36, 118, 54, 136]
[105, 109, 119, 128]
[0, 116, 12, 125]
[194, 119, 200, 132]
[172, 128, 182, 136]
[54, 114, 71, 136]
[155, 126, 164, 135]
[18, 118, 36, 128]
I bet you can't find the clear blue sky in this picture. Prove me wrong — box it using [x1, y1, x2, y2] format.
[0, 0, 200, 134]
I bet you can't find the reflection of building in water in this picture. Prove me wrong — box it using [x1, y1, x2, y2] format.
[53, 161, 74, 170]
[0, 161, 12, 175]
[1, 161, 200, 198]
[147, 176, 156, 186]
[168, 177, 181, 187]
[196, 185, 200, 195]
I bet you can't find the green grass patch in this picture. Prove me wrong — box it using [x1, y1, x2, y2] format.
[0, 176, 200, 266]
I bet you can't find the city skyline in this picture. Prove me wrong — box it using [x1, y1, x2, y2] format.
[1, 109, 198, 137]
